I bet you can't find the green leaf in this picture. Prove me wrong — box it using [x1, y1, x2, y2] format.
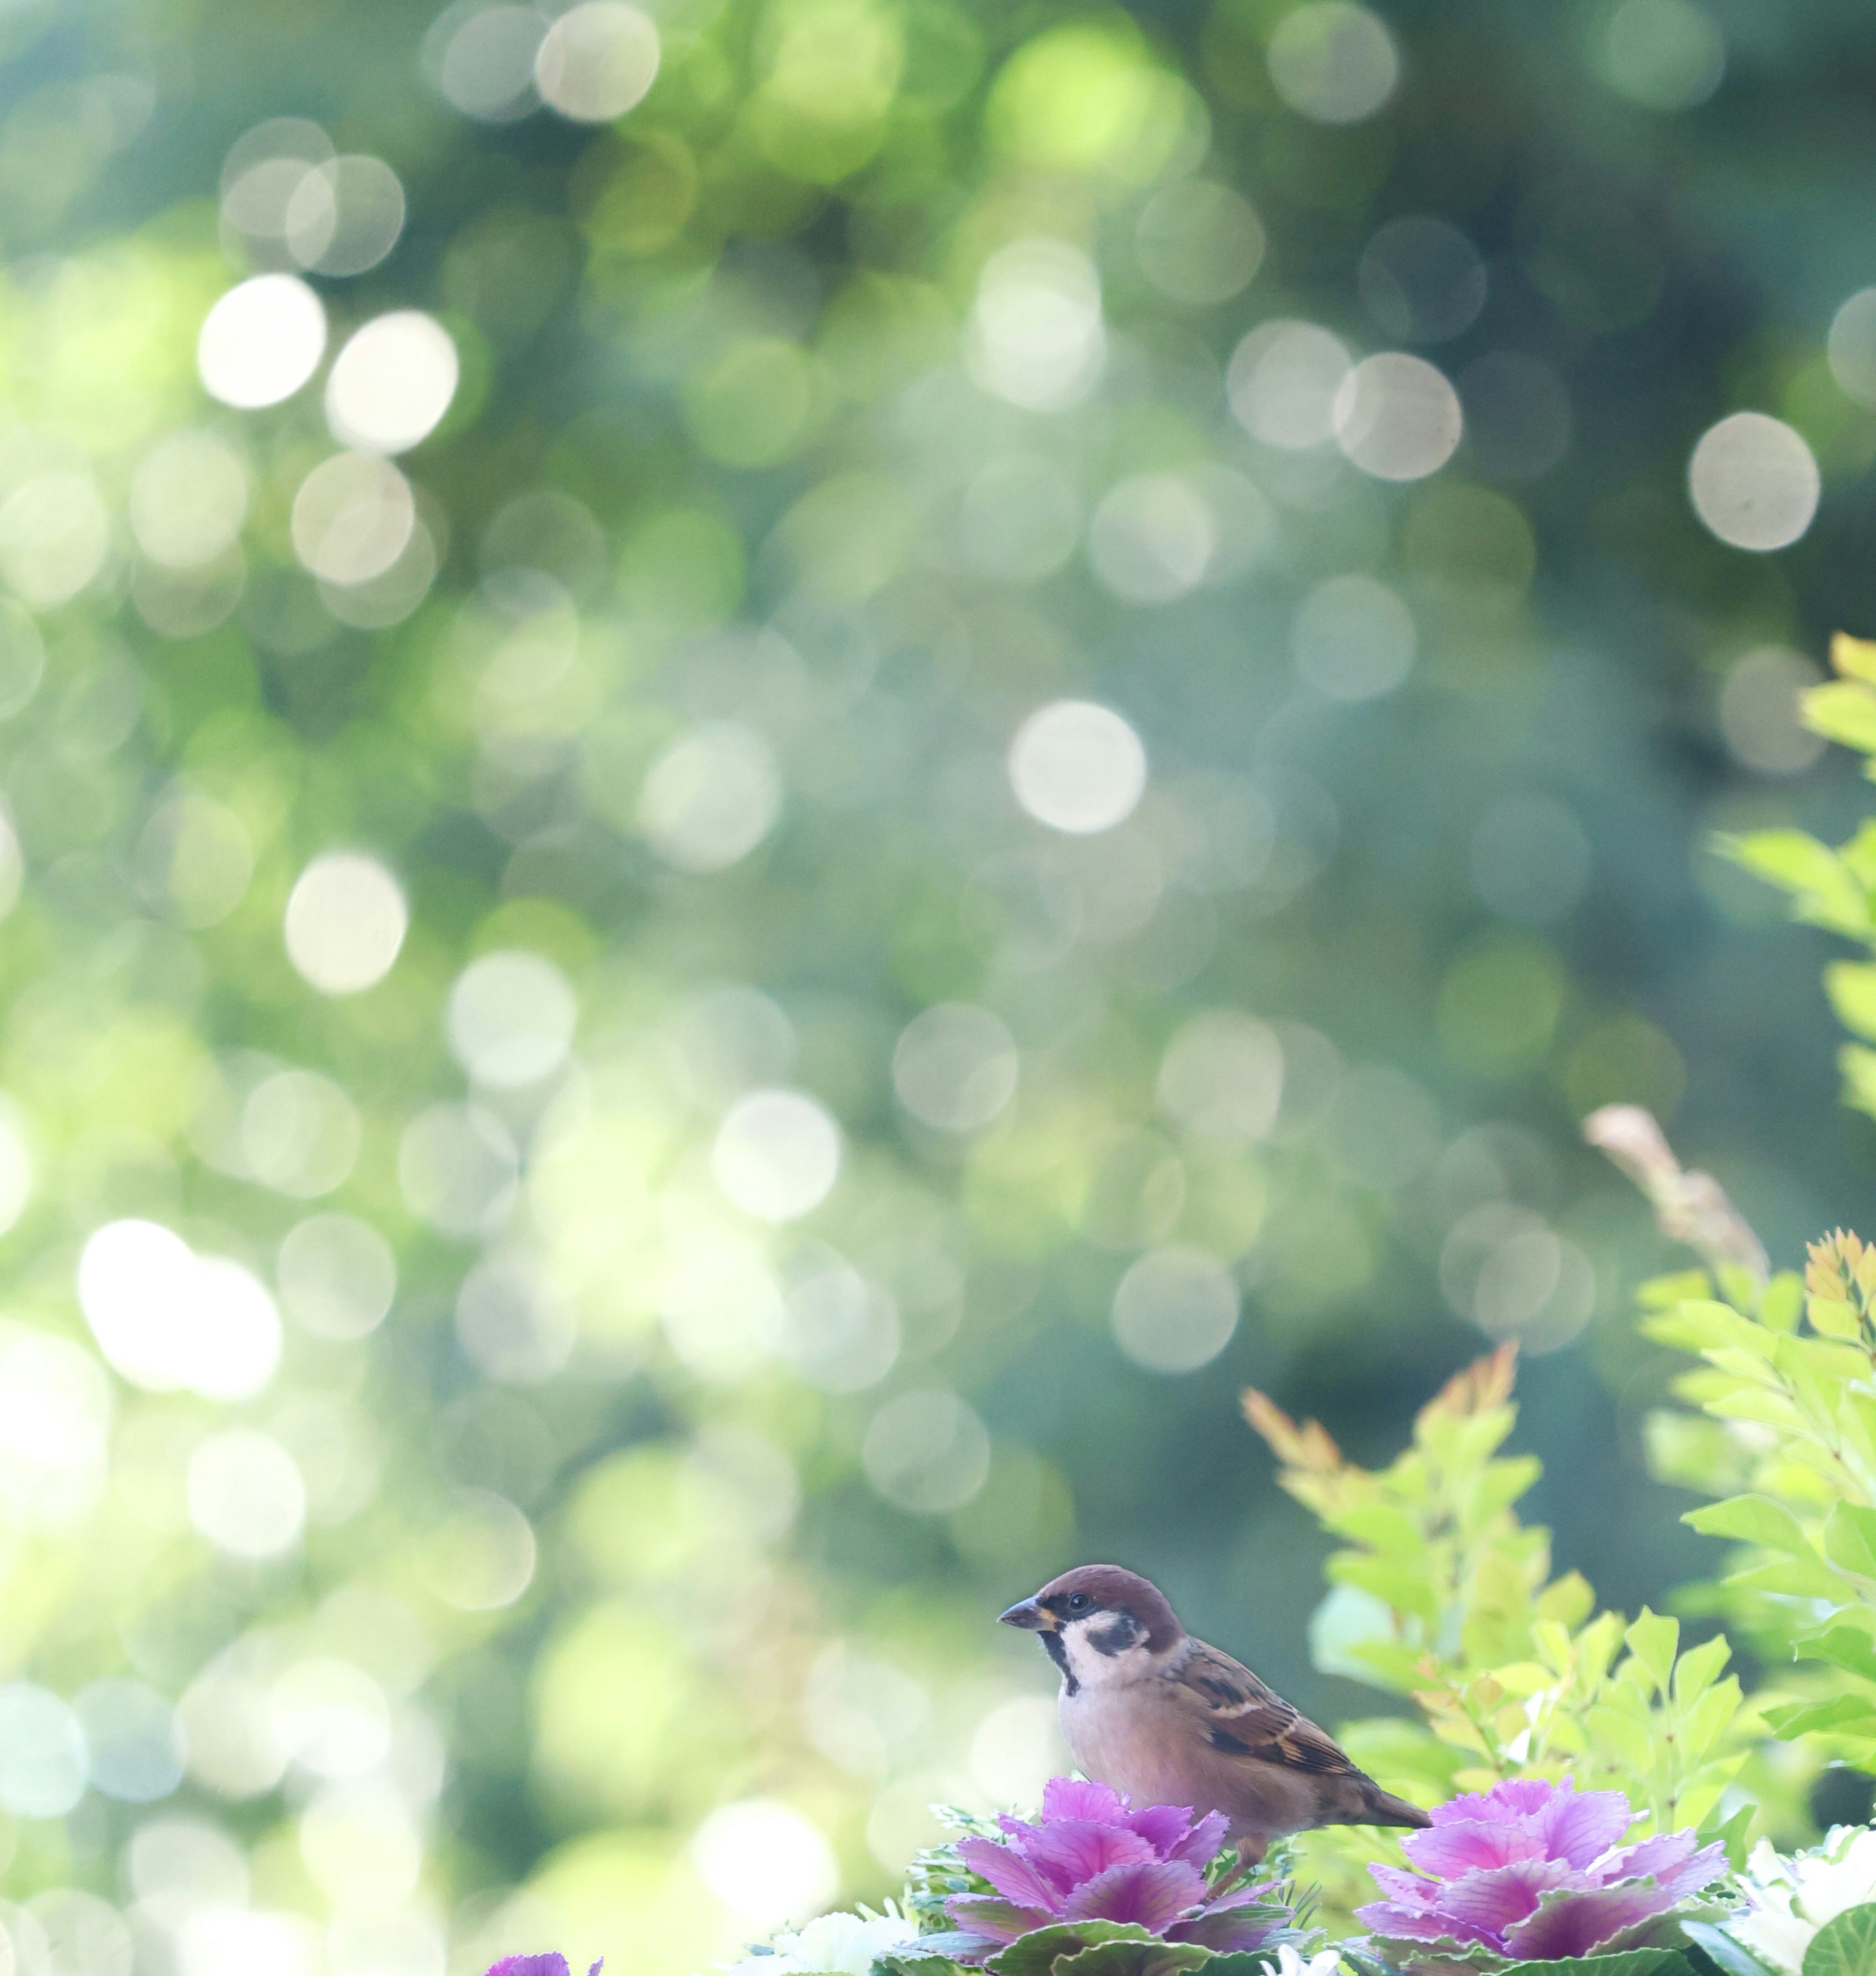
[1803, 1902, 1876, 1976]
[1808, 681, 1876, 756]
[1677, 1678, 1742, 1761]
[878, 1958, 971, 1976]
[1683, 1495, 1811, 1556]
[1760, 1695, 1876, 1739]
[1760, 1271, 1805, 1332]
[1797, 1627, 1876, 1683]
[1672, 1633, 1733, 1701]
[1825, 1502, 1876, 1579]
[1048, 1940, 1217, 1976]
[1726, 1557, 1851, 1600]
[1626, 1608, 1679, 1696]
[1682, 1921, 1778, 1976]
[987, 1926, 1156, 1976]
[1839, 1044, 1876, 1124]
[1727, 826, 1860, 899]
[1827, 962, 1876, 1042]
[1586, 1701, 1657, 1771]
[1498, 1953, 1693, 1976]
[1325, 1552, 1440, 1621]
[1700, 1801, 1760, 1873]
[1643, 1300, 1776, 1357]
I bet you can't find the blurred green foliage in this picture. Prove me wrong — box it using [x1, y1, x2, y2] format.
[1, 0, 1876, 1972]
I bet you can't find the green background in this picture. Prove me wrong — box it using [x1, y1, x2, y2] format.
[0, 0, 1871, 1971]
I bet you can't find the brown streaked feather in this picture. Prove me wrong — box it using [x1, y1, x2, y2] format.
[1170, 1642, 1359, 1777]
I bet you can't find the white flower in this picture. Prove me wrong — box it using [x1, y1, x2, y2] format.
[721, 1907, 920, 1976]
[1723, 1826, 1876, 1976]
[1257, 1949, 1343, 1976]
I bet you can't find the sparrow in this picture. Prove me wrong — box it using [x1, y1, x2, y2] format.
[1000, 1563, 1430, 1859]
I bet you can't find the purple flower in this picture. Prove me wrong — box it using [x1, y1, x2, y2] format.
[1355, 1777, 1727, 1969]
[933, 1778, 1292, 1965]
[486, 1956, 603, 1976]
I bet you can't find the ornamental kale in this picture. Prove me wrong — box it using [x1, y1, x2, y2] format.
[918, 1777, 1301, 1966]
[1354, 1776, 1727, 1971]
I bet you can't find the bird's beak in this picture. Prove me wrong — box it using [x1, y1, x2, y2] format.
[999, 1597, 1052, 1631]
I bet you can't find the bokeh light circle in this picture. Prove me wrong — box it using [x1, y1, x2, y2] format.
[0, 1684, 87, 1816]
[691, 1800, 839, 1930]
[1267, 2, 1400, 123]
[1828, 288, 1876, 409]
[639, 721, 783, 873]
[1687, 411, 1819, 551]
[198, 275, 326, 408]
[712, 1089, 841, 1222]
[1332, 353, 1463, 479]
[535, 2, 661, 121]
[324, 312, 459, 454]
[448, 950, 578, 1088]
[1008, 701, 1148, 834]
[284, 852, 408, 993]
[1226, 321, 1352, 450]
[860, 1388, 991, 1513]
[893, 1005, 1019, 1132]
[1111, 1246, 1240, 1373]
[1293, 574, 1417, 700]
[187, 1429, 306, 1557]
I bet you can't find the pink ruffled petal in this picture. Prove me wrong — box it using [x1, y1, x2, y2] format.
[1042, 1779, 1129, 1826]
[1597, 1831, 1696, 1884]
[1353, 1900, 1501, 1949]
[943, 1896, 1054, 1945]
[1437, 1858, 1581, 1944]
[1657, 1837, 1728, 1900]
[1602, 1835, 1727, 1902]
[957, 1837, 1064, 1912]
[1402, 1819, 1548, 1877]
[1167, 1889, 1289, 1953]
[1058, 1859, 1209, 1930]
[1124, 1802, 1197, 1856]
[1532, 1781, 1635, 1868]
[1428, 1777, 1556, 1827]
[1016, 1820, 1158, 1894]
[1502, 1881, 1677, 1960]
[1161, 1809, 1231, 1868]
[1366, 1864, 1441, 1907]
[487, 1958, 571, 1976]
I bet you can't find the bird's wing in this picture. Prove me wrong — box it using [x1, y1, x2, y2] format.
[1169, 1640, 1359, 1776]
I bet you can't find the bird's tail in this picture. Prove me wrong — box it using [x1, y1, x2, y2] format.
[1356, 1782, 1433, 1830]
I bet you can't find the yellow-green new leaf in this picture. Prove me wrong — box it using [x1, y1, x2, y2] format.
[1808, 681, 1876, 756]
[1826, 1502, 1876, 1581]
[1724, 832, 1869, 936]
[1624, 1610, 1679, 1697]
[1683, 1494, 1812, 1557]
[1585, 1702, 1656, 1773]
[1827, 963, 1876, 1043]
[1676, 1678, 1741, 1762]
[1672, 1633, 1733, 1703]
[1796, 1628, 1876, 1684]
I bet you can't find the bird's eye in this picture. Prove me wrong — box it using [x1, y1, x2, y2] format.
[1066, 1592, 1091, 1612]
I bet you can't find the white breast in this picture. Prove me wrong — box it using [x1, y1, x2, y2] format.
[1058, 1682, 1197, 1811]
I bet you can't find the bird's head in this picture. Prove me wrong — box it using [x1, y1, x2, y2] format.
[1000, 1565, 1183, 1687]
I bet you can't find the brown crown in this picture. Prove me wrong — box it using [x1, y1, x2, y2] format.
[1034, 1563, 1184, 1653]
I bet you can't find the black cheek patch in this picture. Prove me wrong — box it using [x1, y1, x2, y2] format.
[1088, 1614, 1144, 1657]
[1040, 1628, 1079, 1696]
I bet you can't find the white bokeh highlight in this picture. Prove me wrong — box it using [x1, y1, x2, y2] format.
[198, 276, 327, 409]
[712, 1089, 841, 1223]
[1008, 701, 1147, 835]
[1688, 412, 1820, 552]
[284, 853, 408, 993]
[325, 313, 459, 455]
